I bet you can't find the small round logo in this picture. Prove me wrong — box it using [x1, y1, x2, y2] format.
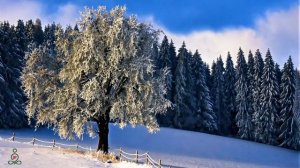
[8, 148, 22, 165]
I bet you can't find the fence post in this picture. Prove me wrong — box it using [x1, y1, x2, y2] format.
[53, 139, 55, 149]
[159, 159, 162, 168]
[119, 148, 122, 161]
[12, 132, 15, 141]
[136, 150, 138, 163]
[76, 143, 79, 151]
[32, 137, 35, 146]
[146, 152, 149, 164]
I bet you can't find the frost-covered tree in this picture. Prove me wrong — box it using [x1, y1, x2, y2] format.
[278, 57, 298, 149]
[34, 19, 44, 46]
[192, 50, 217, 132]
[25, 20, 35, 45]
[15, 20, 28, 54]
[173, 42, 191, 129]
[0, 22, 27, 128]
[235, 48, 252, 140]
[252, 49, 264, 138]
[22, 6, 171, 153]
[224, 52, 237, 135]
[169, 40, 177, 102]
[44, 23, 57, 50]
[294, 70, 300, 149]
[247, 50, 255, 139]
[254, 49, 278, 144]
[156, 36, 175, 126]
[211, 57, 225, 134]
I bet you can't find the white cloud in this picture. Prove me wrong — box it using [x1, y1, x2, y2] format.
[48, 3, 80, 27]
[0, 0, 79, 27]
[147, 5, 299, 68]
[0, 1, 298, 68]
[0, 0, 44, 24]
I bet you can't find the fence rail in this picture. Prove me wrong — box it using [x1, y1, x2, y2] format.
[118, 148, 166, 168]
[4, 132, 94, 152]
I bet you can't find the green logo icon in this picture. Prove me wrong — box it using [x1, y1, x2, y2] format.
[8, 148, 22, 165]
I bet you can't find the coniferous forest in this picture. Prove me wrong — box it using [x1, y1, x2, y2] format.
[0, 16, 299, 151]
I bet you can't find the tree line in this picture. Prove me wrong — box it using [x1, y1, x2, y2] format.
[0, 16, 299, 151]
[154, 36, 300, 150]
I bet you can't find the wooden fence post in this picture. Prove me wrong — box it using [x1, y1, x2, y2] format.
[12, 132, 15, 141]
[136, 150, 138, 163]
[32, 137, 35, 146]
[119, 147, 122, 161]
[146, 152, 149, 164]
[159, 159, 162, 168]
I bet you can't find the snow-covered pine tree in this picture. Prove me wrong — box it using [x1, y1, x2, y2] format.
[235, 48, 252, 140]
[25, 20, 35, 45]
[294, 69, 300, 150]
[44, 23, 57, 50]
[22, 6, 171, 153]
[252, 49, 264, 141]
[173, 42, 191, 129]
[254, 49, 278, 145]
[204, 63, 212, 96]
[211, 57, 225, 134]
[224, 52, 237, 135]
[247, 50, 255, 140]
[274, 63, 282, 140]
[34, 19, 44, 46]
[278, 57, 298, 150]
[15, 20, 28, 55]
[0, 52, 6, 127]
[0, 22, 27, 128]
[156, 36, 174, 126]
[169, 40, 177, 102]
[192, 50, 217, 133]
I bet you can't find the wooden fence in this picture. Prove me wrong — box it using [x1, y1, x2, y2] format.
[119, 147, 167, 168]
[3, 132, 168, 168]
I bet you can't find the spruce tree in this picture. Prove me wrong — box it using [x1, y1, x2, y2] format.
[192, 50, 217, 132]
[254, 49, 278, 144]
[211, 57, 225, 134]
[247, 50, 255, 139]
[174, 42, 191, 129]
[278, 57, 298, 149]
[156, 36, 174, 126]
[224, 52, 237, 135]
[34, 19, 44, 46]
[169, 40, 177, 102]
[44, 23, 57, 50]
[235, 48, 252, 140]
[25, 20, 35, 45]
[252, 49, 264, 140]
[294, 70, 300, 149]
[0, 22, 27, 128]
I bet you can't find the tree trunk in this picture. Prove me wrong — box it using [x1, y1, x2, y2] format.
[97, 109, 110, 153]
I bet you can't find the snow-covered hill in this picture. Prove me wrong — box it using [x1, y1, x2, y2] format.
[0, 125, 299, 168]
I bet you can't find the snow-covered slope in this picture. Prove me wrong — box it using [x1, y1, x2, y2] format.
[0, 125, 299, 168]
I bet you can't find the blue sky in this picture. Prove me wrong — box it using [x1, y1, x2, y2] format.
[0, 0, 299, 67]
[43, 0, 298, 33]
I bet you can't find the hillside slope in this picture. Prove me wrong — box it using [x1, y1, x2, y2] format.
[0, 125, 299, 168]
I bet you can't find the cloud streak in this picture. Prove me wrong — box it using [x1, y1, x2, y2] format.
[0, 1, 298, 68]
[0, 0, 80, 27]
[148, 5, 299, 68]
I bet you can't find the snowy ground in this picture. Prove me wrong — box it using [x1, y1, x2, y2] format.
[0, 125, 299, 168]
[0, 138, 148, 168]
